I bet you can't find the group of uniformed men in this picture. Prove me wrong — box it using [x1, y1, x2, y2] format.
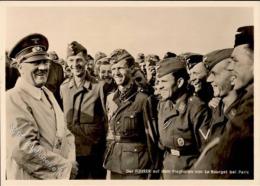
[5, 25, 254, 180]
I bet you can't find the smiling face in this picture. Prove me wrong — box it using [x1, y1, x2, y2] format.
[207, 58, 235, 97]
[67, 53, 87, 77]
[111, 59, 133, 87]
[18, 59, 50, 88]
[227, 44, 254, 90]
[158, 73, 178, 101]
[99, 63, 112, 84]
[189, 62, 208, 92]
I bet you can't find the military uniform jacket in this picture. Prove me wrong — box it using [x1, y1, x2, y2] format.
[103, 85, 160, 175]
[6, 78, 75, 180]
[60, 75, 106, 156]
[158, 94, 210, 172]
[200, 91, 245, 146]
[190, 83, 254, 179]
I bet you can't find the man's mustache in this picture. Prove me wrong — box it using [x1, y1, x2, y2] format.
[34, 70, 48, 76]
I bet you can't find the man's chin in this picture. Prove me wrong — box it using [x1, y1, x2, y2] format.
[35, 82, 46, 88]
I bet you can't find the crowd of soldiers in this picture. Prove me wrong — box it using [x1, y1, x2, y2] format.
[5, 25, 254, 180]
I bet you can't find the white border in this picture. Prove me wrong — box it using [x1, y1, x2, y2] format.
[1, 1, 260, 186]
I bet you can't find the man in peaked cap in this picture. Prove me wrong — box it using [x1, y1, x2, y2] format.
[190, 26, 254, 179]
[103, 49, 161, 179]
[60, 41, 107, 179]
[185, 52, 214, 104]
[156, 57, 210, 179]
[6, 33, 77, 179]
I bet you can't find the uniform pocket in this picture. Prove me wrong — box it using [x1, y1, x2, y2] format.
[123, 112, 142, 135]
[120, 144, 149, 173]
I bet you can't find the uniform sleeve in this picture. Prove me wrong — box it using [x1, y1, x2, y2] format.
[143, 96, 164, 178]
[6, 93, 72, 179]
[190, 100, 211, 151]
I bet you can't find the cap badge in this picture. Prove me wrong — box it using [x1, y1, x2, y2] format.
[177, 137, 185, 147]
[32, 46, 44, 52]
[31, 38, 40, 44]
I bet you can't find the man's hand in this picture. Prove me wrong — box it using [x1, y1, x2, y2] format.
[146, 66, 156, 83]
[208, 97, 221, 109]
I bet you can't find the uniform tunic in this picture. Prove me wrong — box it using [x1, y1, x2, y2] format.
[158, 94, 210, 179]
[60, 75, 107, 179]
[60, 75, 106, 156]
[190, 83, 254, 179]
[103, 84, 160, 178]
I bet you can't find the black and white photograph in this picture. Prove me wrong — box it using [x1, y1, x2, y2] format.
[1, 1, 259, 186]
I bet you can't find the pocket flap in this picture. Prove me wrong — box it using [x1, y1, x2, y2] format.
[122, 144, 145, 152]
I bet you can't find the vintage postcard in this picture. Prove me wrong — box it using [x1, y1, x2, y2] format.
[1, 1, 259, 186]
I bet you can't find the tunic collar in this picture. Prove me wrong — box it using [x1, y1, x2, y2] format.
[16, 77, 46, 100]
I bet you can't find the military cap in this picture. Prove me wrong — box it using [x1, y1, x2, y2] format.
[135, 53, 145, 63]
[163, 52, 177, 59]
[157, 56, 186, 78]
[67, 41, 87, 59]
[87, 54, 94, 60]
[145, 54, 160, 66]
[109, 49, 134, 64]
[234, 25, 254, 50]
[182, 52, 203, 70]
[95, 52, 107, 63]
[9, 33, 49, 63]
[49, 51, 59, 60]
[99, 57, 111, 65]
[203, 48, 233, 71]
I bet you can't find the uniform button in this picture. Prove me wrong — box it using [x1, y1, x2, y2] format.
[130, 115, 134, 118]
[134, 148, 137, 152]
[117, 121, 120, 124]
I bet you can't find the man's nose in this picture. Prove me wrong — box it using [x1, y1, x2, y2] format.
[227, 60, 235, 71]
[38, 62, 49, 70]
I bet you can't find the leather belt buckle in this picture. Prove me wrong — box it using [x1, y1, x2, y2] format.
[170, 149, 180, 156]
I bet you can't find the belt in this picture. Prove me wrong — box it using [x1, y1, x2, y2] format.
[165, 147, 198, 157]
[109, 135, 146, 143]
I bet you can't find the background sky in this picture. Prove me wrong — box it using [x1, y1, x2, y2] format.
[5, 6, 253, 59]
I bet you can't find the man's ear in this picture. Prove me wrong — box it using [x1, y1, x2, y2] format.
[177, 77, 184, 88]
[130, 65, 135, 75]
[17, 62, 23, 74]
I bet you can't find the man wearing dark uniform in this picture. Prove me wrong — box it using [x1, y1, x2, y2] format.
[190, 26, 254, 179]
[156, 56, 211, 179]
[103, 49, 161, 179]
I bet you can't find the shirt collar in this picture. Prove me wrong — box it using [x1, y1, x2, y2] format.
[16, 77, 44, 100]
[68, 76, 92, 90]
